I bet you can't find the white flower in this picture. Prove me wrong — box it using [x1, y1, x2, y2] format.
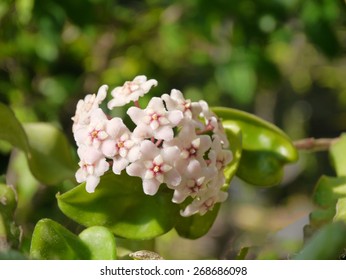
[162, 89, 202, 119]
[107, 75, 158, 108]
[102, 117, 140, 174]
[180, 187, 228, 217]
[73, 108, 109, 149]
[128, 97, 183, 141]
[72, 75, 233, 216]
[208, 136, 233, 171]
[172, 159, 216, 204]
[199, 100, 229, 147]
[165, 124, 211, 162]
[75, 146, 110, 193]
[72, 85, 108, 133]
[126, 140, 181, 195]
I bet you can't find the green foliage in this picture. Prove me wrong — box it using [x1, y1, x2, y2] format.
[309, 136, 346, 228]
[57, 172, 180, 240]
[79, 226, 117, 260]
[30, 219, 117, 260]
[0, 184, 21, 251]
[0, 102, 76, 185]
[294, 222, 346, 260]
[222, 126, 243, 188]
[310, 176, 346, 227]
[330, 134, 346, 177]
[175, 204, 220, 240]
[0, 103, 29, 152]
[213, 107, 298, 186]
[301, 132, 346, 259]
[30, 219, 89, 260]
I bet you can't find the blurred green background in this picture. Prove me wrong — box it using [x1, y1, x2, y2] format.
[1, 0, 346, 259]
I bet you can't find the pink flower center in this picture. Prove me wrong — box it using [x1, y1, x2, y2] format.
[151, 113, 160, 121]
[183, 101, 191, 111]
[152, 164, 162, 175]
[202, 198, 215, 211]
[116, 141, 125, 149]
[187, 146, 197, 157]
[90, 129, 101, 140]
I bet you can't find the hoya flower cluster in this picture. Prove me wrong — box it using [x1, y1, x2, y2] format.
[72, 75, 232, 216]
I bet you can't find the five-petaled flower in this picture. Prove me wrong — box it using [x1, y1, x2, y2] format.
[126, 140, 181, 195]
[107, 75, 158, 108]
[128, 97, 183, 141]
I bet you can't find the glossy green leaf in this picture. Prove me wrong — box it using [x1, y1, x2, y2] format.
[0, 184, 21, 250]
[335, 197, 346, 222]
[0, 102, 76, 185]
[57, 172, 180, 240]
[30, 219, 117, 260]
[310, 176, 346, 227]
[330, 134, 346, 176]
[79, 226, 117, 260]
[222, 125, 243, 189]
[294, 222, 346, 260]
[175, 203, 220, 239]
[30, 219, 90, 260]
[213, 107, 298, 186]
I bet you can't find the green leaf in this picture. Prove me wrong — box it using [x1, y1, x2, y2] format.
[0, 184, 21, 250]
[335, 197, 346, 222]
[57, 172, 180, 240]
[310, 176, 346, 227]
[175, 203, 220, 239]
[79, 226, 117, 260]
[213, 107, 298, 186]
[330, 134, 346, 176]
[294, 222, 346, 260]
[0, 102, 76, 185]
[23, 123, 76, 185]
[30, 219, 117, 260]
[222, 125, 243, 188]
[30, 219, 90, 260]
[0, 103, 29, 152]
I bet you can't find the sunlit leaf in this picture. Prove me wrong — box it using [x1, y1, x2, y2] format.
[79, 226, 117, 260]
[330, 134, 346, 177]
[30, 219, 90, 260]
[310, 176, 346, 227]
[335, 198, 346, 222]
[30, 219, 118, 260]
[57, 172, 180, 240]
[222, 125, 242, 188]
[213, 107, 298, 186]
